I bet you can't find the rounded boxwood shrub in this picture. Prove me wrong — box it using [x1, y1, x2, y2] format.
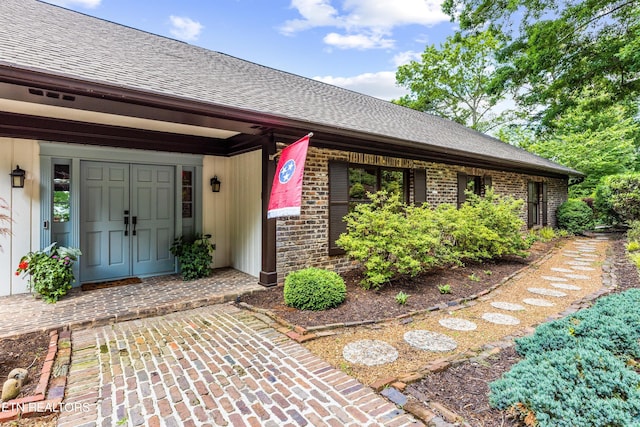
[283, 268, 346, 311]
[556, 199, 594, 234]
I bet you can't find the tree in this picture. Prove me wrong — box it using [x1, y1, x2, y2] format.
[442, 0, 640, 130]
[394, 29, 513, 132]
[523, 93, 640, 198]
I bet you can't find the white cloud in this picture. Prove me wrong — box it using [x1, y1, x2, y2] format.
[392, 50, 422, 67]
[323, 32, 394, 50]
[43, 0, 101, 8]
[169, 16, 204, 41]
[313, 71, 408, 100]
[281, 0, 449, 50]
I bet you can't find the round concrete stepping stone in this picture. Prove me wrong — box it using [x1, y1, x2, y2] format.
[528, 287, 567, 297]
[482, 312, 520, 325]
[439, 317, 477, 331]
[564, 273, 590, 280]
[541, 275, 568, 282]
[523, 298, 555, 307]
[551, 267, 573, 273]
[549, 283, 582, 291]
[404, 330, 457, 352]
[562, 253, 579, 258]
[343, 340, 399, 366]
[490, 301, 525, 311]
[579, 253, 598, 258]
[575, 257, 597, 262]
[571, 266, 595, 271]
[563, 250, 580, 254]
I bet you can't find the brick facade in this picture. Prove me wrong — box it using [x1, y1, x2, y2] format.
[275, 147, 569, 282]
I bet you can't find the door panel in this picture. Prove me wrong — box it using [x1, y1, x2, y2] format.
[80, 162, 130, 281]
[80, 162, 175, 282]
[131, 164, 175, 276]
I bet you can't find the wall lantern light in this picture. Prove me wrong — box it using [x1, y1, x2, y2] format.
[10, 165, 26, 188]
[210, 175, 221, 193]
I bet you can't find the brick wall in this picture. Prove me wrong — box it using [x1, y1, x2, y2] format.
[275, 147, 569, 282]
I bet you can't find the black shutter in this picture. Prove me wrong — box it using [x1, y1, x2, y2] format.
[414, 169, 427, 205]
[457, 172, 468, 208]
[483, 175, 492, 196]
[328, 161, 349, 255]
[527, 181, 536, 228]
[541, 182, 548, 226]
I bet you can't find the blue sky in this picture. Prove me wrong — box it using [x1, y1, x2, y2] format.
[42, 0, 458, 101]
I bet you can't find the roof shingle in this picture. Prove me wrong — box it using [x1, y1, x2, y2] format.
[0, 0, 579, 176]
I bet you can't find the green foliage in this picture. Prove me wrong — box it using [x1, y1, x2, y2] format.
[337, 189, 529, 289]
[536, 226, 556, 242]
[170, 234, 215, 281]
[490, 290, 640, 426]
[628, 221, 640, 243]
[438, 284, 452, 294]
[630, 253, 640, 269]
[444, 0, 640, 131]
[556, 199, 594, 234]
[594, 174, 640, 225]
[439, 189, 529, 262]
[15, 243, 81, 303]
[628, 241, 640, 252]
[394, 29, 512, 132]
[468, 273, 480, 282]
[524, 98, 639, 198]
[283, 268, 346, 311]
[395, 291, 410, 305]
[337, 191, 448, 290]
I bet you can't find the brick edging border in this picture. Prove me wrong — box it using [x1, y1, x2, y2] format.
[0, 328, 72, 423]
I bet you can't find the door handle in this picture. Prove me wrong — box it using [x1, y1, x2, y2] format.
[124, 211, 129, 236]
[132, 216, 137, 236]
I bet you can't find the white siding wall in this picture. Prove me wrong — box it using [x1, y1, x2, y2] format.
[202, 156, 230, 269]
[230, 151, 261, 277]
[202, 151, 261, 277]
[0, 138, 40, 296]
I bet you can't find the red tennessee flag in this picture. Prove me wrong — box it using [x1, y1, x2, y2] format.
[267, 134, 311, 219]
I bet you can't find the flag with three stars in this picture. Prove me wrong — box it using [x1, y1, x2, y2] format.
[267, 134, 311, 219]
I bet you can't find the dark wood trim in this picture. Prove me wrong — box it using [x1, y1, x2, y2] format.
[0, 111, 230, 155]
[1, 67, 578, 179]
[259, 134, 278, 287]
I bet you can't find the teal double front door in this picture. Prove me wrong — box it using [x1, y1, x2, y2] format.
[80, 161, 175, 282]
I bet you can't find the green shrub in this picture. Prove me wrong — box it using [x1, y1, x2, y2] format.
[439, 188, 529, 261]
[556, 199, 594, 234]
[628, 221, 640, 243]
[536, 226, 556, 242]
[628, 241, 640, 252]
[594, 173, 640, 224]
[630, 253, 640, 269]
[283, 268, 346, 311]
[490, 290, 640, 426]
[337, 189, 528, 289]
[170, 234, 215, 281]
[337, 192, 448, 289]
[490, 346, 640, 427]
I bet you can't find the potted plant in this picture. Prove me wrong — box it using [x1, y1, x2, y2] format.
[15, 243, 81, 303]
[170, 233, 215, 280]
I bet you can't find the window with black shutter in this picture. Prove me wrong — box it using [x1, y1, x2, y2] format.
[328, 161, 417, 255]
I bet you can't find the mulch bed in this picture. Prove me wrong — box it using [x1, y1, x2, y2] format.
[0, 332, 49, 399]
[238, 239, 557, 327]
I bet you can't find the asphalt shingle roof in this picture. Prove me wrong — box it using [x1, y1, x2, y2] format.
[0, 0, 579, 176]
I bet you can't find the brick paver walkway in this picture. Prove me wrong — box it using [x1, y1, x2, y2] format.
[0, 268, 263, 339]
[57, 304, 422, 427]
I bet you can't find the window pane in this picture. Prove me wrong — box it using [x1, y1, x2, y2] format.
[53, 164, 70, 223]
[381, 170, 404, 195]
[182, 170, 193, 218]
[349, 167, 377, 203]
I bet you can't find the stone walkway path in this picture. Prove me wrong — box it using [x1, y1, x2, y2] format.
[341, 237, 607, 368]
[57, 304, 422, 427]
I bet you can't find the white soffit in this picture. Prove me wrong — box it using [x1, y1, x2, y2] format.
[0, 98, 241, 139]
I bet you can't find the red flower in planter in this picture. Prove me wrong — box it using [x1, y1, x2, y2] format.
[18, 261, 28, 270]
